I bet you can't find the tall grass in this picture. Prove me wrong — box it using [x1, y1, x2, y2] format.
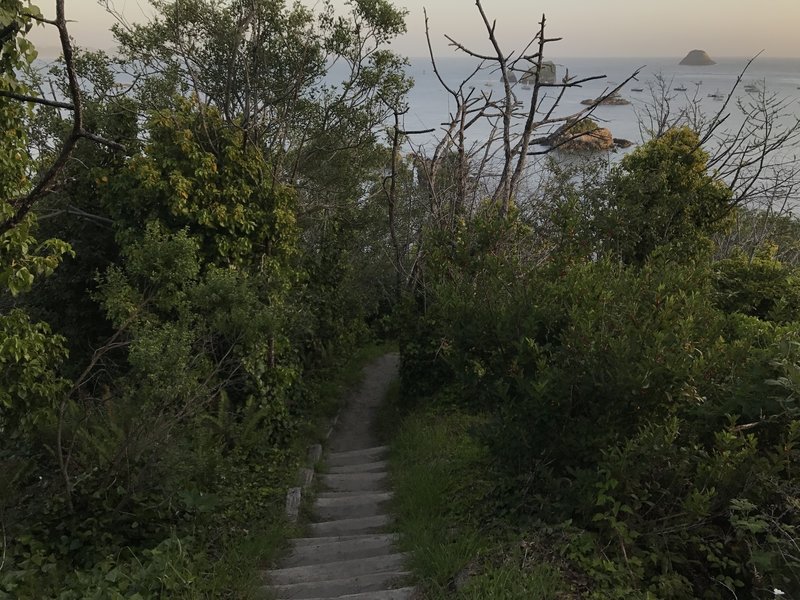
[385, 395, 567, 599]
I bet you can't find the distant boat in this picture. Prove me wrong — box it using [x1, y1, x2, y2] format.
[708, 89, 724, 100]
[674, 86, 688, 92]
[631, 87, 644, 92]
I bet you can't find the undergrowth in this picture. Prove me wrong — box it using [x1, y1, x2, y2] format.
[0, 343, 394, 599]
[383, 386, 569, 599]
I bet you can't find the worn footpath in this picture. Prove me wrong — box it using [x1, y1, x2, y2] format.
[263, 353, 415, 600]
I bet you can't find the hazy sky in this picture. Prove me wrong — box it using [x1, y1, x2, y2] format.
[30, 0, 800, 59]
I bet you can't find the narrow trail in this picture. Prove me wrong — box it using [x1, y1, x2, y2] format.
[263, 353, 415, 600]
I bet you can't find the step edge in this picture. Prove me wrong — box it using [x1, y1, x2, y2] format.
[266, 570, 412, 592]
[266, 552, 409, 578]
[291, 532, 399, 546]
[278, 587, 417, 600]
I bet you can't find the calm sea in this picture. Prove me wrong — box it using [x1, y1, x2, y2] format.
[400, 55, 800, 151]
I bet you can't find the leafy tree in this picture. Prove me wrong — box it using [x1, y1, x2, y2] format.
[397, 119, 800, 596]
[0, 0, 72, 441]
[601, 127, 733, 265]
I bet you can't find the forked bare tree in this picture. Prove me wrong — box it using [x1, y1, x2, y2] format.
[0, 0, 125, 236]
[383, 1, 639, 291]
[425, 3, 640, 212]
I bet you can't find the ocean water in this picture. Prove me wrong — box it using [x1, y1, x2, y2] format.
[400, 55, 800, 152]
[33, 51, 800, 203]
[37, 52, 798, 157]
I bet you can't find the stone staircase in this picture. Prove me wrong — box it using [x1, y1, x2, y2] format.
[263, 354, 415, 600]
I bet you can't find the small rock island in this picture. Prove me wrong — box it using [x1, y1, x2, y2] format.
[580, 91, 631, 106]
[679, 49, 716, 66]
[545, 118, 633, 152]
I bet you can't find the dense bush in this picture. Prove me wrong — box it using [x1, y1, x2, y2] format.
[714, 245, 800, 323]
[1, 102, 303, 597]
[399, 130, 800, 597]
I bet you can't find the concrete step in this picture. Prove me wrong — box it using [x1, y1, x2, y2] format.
[314, 491, 392, 521]
[308, 514, 392, 537]
[327, 460, 389, 474]
[298, 587, 417, 600]
[269, 570, 411, 599]
[291, 532, 399, 547]
[267, 552, 408, 585]
[315, 491, 393, 507]
[320, 471, 388, 493]
[315, 501, 388, 521]
[317, 490, 390, 500]
[326, 446, 389, 467]
[282, 533, 400, 568]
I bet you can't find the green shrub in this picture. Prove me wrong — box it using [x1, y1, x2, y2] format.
[397, 130, 800, 595]
[714, 245, 800, 323]
[600, 127, 733, 265]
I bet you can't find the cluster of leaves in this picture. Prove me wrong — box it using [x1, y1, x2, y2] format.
[400, 129, 800, 597]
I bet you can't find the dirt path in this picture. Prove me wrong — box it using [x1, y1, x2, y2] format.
[263, 353, 415, 600]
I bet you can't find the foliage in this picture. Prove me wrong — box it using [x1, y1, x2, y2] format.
[397, 129, 800, 597]
[714, 244, 800, 323]
[600, 127, 733, 265]
[0, 1, 73, 540]
[717, 207, 800, 265]
[0, 0, 410, 595]
[384, 391, 569, 599]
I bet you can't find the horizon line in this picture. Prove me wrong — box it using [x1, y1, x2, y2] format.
[406, 54, 800, 60]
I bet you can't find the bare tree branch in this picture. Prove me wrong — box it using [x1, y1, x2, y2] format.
[0, 89, 74, 109]
[0, 0, 126, 236]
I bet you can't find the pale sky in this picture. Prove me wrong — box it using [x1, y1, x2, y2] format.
[31, 0, 800, 59]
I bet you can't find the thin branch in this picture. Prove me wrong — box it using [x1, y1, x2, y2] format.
[37, 204, 115, 226]
[0, 89, 74, 109]
[79, 130, 126, 151]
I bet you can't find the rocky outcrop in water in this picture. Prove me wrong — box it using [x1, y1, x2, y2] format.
[561, 127, 614, 152]
[679, 50, 716, 66]
[580, 92, 630, 106]
[544, 119, 612, 152]
[542, 118, 636, 153]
